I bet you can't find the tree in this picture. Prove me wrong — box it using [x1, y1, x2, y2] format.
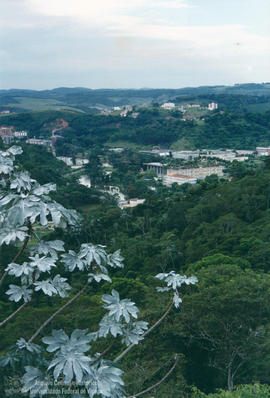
[177, 258, 270, 391]
[0, 146, 198, 397]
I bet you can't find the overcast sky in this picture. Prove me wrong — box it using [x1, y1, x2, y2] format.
[1, 0, 270, 89]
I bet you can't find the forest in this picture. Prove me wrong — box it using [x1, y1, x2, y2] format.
[1, 139, 270, 397]
[2, 106, 270, 153]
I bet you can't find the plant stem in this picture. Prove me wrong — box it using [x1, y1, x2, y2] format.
[28, 283, 89, 343]
[89, 343, 114, 366]
[0, 226, 31, 288]
[0, 302, 28, 328]
[127, 355, 179, 398]
[114, 301, 174, 362]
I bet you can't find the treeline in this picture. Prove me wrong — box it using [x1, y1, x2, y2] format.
[2, 107, 270, 152]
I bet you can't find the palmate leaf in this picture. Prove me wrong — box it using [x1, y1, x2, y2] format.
[84, 360, 124, 398]
[32, 183, 56, 196]
[156, 271, 198, 289]
[0, 154, 14, 174]
[7, 145, 23, 156]
[0, 226, 28, 245]
[42, 329, 93, 354]
[102, 290, 139, 323]
[121, 321, 148, 346]
[107, 250, 124, 269]
[10, 171, 35, 193]
[29, 254, 57, 273]
[16, 338, 42, 354]
[88, 273, 112, 284]
[31, 240, 65, 259]
[21, 366, 49, 397]
[79, 243, 107, 268]
[6, 284, 32, 302]
[98, 315, 123, 338]
[51, 274, 71, 298]
[61, 250, 85, 272]
[34, 280, 58, 296]
[43, 329, 93, 383]
[42, 330, 69, 353]
[6, 262, 34, 277]
[48, 351, 91, 383]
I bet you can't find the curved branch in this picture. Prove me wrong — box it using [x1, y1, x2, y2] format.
[0, 234, 30, 288]
[0, 301, 28, 328]
[115, 301, 174, 362]
[127, 355, 179, 398]
[89, 342, 114, 366]
[28, 283, 89, 343]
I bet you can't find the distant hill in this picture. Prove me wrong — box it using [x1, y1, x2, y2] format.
[1, 83, 270, 113]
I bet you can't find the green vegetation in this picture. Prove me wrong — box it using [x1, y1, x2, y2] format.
[1, 84, 270, 396]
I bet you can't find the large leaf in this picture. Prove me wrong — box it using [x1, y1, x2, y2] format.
[102, 290, 139, 323]
[10, 171, 34, 193]
[61, 250, 85, 272]
[6, 284, 32, 302]
[34, 280, 58, 296]
[79, 243, 107, 268]
[29, 254, 57, 273]
[31, 240, 65, 259]
[107, 250, 124, 269]
[0, 226, 28, 245]
[6, 262, 34, 277]
[21, 366, 49, 397]
[84, 361, 124, 398]
[51, 274, 71, 298]
[44, 330, 93, 383]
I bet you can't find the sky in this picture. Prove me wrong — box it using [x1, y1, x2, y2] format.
[1, 0, 270, 89]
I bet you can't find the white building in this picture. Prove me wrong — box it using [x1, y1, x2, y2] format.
[167, 165, 224, 179]
[163, 174, 197, 187]
[256, 147, 270, 156]
[172, 151, 200, 160]
[161, 102, 175, 110]
[119, 198, 145, 209]
[14, 131, 28, 138]
[208, 102, 218, 111]
[57, 156, 73, 166]
[26, 138, 51, 147]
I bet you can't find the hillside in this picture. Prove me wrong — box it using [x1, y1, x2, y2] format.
[1, 83, 270, 113]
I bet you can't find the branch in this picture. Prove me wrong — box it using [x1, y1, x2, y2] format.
[0, 301, 28, 328]
[0, 233, 30, 288]
[28, 283, 89, 343]
[126, 355, 179, 398]
[115, 301, 174, 362]
[89, 342, 114, 366]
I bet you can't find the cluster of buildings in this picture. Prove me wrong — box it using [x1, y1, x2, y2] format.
[145, 162, 225, 187]
[0, 126, 28, 144]
[141, 149, 254, 162]
[160, 102, 218, 112]
[57, 156, 89, 168]
[100, 105, 139, 118]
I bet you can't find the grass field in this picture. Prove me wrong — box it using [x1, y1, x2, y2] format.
[8, 97, 85, 113]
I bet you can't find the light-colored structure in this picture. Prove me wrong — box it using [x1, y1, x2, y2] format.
[119, 198, 145, 209]
[57, 156, 73, 166]
[208, 102, 218, 111]
[161, 102, 175, 110]
[163, 174, 197, 187]
[26, 138, 51, 147]
[144, 162, 167, 176]
[256, 147, 270, 156]
[172, 150, 200, 160]
[167, 165, 224, 179]
[14, 131, 28, 138]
